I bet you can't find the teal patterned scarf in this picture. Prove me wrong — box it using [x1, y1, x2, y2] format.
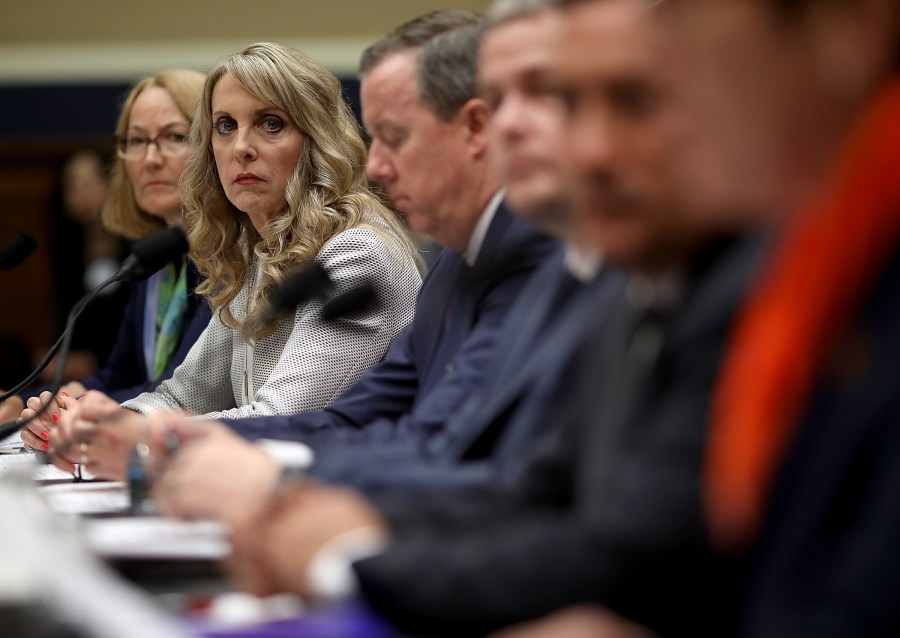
[153, 260, 188, 378]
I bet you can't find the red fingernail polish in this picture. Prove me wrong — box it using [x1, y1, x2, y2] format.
[42, 443, 49, 451]
[51, 413, 59, 423]
[60, 391, 69, 398]
[40, 431, 49, 441]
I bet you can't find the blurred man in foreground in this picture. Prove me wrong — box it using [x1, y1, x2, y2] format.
[498, 0, 900, 635]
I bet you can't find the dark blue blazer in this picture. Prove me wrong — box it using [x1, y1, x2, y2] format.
[226, 203, 558, 442]
[739, 244, 900, 638]
[352, 236, 764, 638]
[20, 260, 211, 403]
[306, 249, 623, 493]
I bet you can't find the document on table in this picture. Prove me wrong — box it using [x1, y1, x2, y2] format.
[0, 429, 25, 453]
[83, 517, 231, 560]
[39, 481, 130, 515]
[0, 451, 94, 481]
[0, 450, 35, 475]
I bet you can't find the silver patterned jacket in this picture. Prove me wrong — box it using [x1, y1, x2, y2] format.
[122, 225, 422, 419]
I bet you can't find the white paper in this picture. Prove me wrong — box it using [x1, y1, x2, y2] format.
[0, 429, 25, 453]
[39, 481, 130, 515]
[34, 463, 88, 481]
[0, 450, 40, 475]
[0, 476, 192, 638]
[0, 450, 94, 482]
[83, 517, 231, 560]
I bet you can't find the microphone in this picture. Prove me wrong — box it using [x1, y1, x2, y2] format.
[0, 410, 26, 441]
[263, 261, 380, 323]
[0, 227, 191, 440]
[264, 262, 332, 322]
[117, 226, 189, 283]
[321, 284, 378, 322]
[0, 231, 37, 271]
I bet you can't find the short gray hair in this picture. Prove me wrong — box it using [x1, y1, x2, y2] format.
[360, 10, 485, 121]
[416, 21, 485, 120]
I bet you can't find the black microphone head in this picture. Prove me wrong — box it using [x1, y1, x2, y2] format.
[117, 226, 189, 282]
[266, 262, 332, 319]
[266, 261, 332, 318]
[0, 231, 37, 271]
[321, 284, 378, 322]
[0, 419, 24, 442]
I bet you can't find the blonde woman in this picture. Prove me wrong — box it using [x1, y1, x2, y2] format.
[124, 41, 422, 419]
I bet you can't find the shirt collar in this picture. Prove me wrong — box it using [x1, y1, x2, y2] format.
[464, 190, 505, 267]
[564, 244, 604, 283]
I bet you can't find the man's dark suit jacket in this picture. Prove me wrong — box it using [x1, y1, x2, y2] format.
[225, 204, 557, 444]
[19, 260, 211, 404]
[304, 248, 622, 494]
[352, 236, 764, 638]
[739, 244, 900, 638]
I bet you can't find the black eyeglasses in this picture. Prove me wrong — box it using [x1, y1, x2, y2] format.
[116, 131, 190, 160]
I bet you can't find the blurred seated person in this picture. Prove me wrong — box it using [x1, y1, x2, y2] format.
[44, 149, 129, 383]
[0, 70, 212, 429]
[24, 42, 423, 466]
[507, 0, 900, 635]
[409, 0, 900, 635]
[695, 0, 900, 635]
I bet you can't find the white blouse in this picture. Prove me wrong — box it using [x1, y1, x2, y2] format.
[122, 225, 421, 419]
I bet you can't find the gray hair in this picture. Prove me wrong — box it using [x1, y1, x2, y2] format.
[360, 10, 485, 121]
[416, 21, 485, 120]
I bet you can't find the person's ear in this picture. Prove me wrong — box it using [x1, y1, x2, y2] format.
[457, 97, 491, 160]
[808, 0, 899, 99]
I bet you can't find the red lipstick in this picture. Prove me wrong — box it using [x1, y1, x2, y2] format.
[235, 172, 263, 184]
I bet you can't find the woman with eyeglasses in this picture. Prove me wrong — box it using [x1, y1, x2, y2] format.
[10, 69, 214, 450]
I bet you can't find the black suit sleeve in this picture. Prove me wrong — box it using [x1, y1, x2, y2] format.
[741, 261, 900, 638]
[365, 418, 577, 538]
[745, 406, 900, 638]
[353, 420, 710, 637]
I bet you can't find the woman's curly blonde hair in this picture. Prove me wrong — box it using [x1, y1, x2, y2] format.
[182, 42, 421, 343]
